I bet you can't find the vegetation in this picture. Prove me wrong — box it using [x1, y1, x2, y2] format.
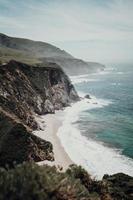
[0, 33, 105, 75]
[0, 163, 90, 200]
[0, 162, 132, 200]
[0, 47, 40, 65]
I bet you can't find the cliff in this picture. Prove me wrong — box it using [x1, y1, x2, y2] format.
[0, 113, 53, 167]
[0, 60, 79, 166]
[0, 33, 105, 75]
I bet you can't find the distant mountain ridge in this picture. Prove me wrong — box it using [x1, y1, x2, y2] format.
[0, 33, 105, 75]
[0, 33, 72, 58]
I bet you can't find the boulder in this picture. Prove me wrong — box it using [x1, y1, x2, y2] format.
[85, 94, 91, 99]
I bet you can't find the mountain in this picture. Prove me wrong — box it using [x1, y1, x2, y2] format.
[0, 33, 72, 58]
[42, 57, 105, 75]
[0, 33, 105, 75]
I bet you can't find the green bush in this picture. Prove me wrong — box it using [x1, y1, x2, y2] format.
[66, 165, 98, 192]
[0, 162, 90, 200]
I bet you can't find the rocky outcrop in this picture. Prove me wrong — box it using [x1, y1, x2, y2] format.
[0, 111, 53, 167]
[0, 60, 79, 128]
[102, 173, 133, 200]
[0, 60, 79, 166]
[85, 94, 91, 99]
[66, 165, 133, 200]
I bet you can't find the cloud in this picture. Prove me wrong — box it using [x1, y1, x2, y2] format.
[0, 0, 132, 40]
[0, 16, 25, 29]
[0, 0, 133, 62]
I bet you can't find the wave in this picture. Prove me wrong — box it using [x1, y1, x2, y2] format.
[111, 83, 121, 86]
[70, 68, 113, 84]
[92, 67, 114, 76]
[98, 71, 111, 75]
[57, 96, 133, 179]
[70, 75, 99, 84]
[117, 72, 124, 75]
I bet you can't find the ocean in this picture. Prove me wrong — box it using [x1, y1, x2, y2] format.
[57, 64, 133, 179]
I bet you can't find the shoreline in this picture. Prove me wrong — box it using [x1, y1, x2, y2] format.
[34, 95, 133, 179]
[34, 113, 73, 171]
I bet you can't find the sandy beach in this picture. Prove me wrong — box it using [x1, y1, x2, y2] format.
[33, 113, 73, 171]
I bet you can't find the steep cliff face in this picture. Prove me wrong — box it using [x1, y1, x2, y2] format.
[0, 60, 79, 166]
[0, 60, 79, 128]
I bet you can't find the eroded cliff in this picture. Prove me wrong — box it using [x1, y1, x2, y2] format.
[0, 60, 79, 166]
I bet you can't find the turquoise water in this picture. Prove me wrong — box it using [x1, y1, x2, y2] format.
[73, 64, 133, 159]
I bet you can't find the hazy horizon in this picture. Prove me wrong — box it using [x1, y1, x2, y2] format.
[0, 0, 133, 64]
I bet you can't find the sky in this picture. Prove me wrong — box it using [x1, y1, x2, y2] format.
[0, 0, 133, 64]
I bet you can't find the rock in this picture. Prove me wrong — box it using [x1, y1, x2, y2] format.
[102, 173, 133, 200]
[0, 60, 79, 129]
[85, 94, 91, 99]
[0, 110, 54, 167]
[93, 102, 98, 104]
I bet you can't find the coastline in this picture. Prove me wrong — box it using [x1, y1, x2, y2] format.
[34, 92, 133, 179]
[34, 113, 73, 171]
[43, 96, 133, 179]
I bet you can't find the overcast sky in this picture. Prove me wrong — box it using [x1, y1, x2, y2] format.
[0, 0, 133, 64]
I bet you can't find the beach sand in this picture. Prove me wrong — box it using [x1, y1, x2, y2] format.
[33, 113, 73, 171]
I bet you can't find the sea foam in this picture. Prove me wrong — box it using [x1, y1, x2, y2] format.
[57, 97, 133, 179]
[70, 75, 98, 84]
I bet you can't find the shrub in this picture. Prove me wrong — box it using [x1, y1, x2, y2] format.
[0, 162, 90, 200]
